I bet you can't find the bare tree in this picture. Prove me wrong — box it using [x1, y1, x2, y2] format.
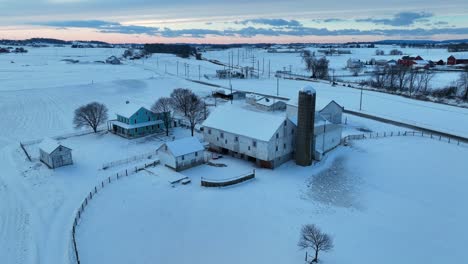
[389, 49, 403, 55]
[418, 70, 435, 93]
[151, 97, 173, 136]
[185, 93, 208, 136]
[395, 65, 409, 91]
[457, 70, 468, 101]
[302, 52, 329, 79]
[298, 224, 334, 263]
[349, 65, 363, 76]
[170, 88, 192, 116]
[405, 69, 419, 96]
[375, 49, 385, 56]
[73, 102, 108, 133]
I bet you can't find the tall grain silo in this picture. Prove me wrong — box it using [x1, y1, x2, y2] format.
[295, 86, 316, 166]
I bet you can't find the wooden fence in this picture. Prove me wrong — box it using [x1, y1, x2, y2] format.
[201, 170, 255, 187]
[102, 150, 159, 170]
[343, 130, 468, 148]
[70, 161, 159, 264]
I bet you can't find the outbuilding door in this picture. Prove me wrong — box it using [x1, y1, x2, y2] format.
[53, 155, 63, 168]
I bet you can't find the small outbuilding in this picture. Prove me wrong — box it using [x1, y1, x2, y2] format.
[39, 138, 73, 169]
[157, 137, 205, 171]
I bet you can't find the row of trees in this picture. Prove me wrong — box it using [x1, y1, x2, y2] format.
[368, 65, 468, 101]
[73, 88, 208, 136]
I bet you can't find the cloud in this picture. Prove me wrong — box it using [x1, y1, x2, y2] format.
[34, 20, 159, 35]
[32, 19, 468, 38]
[314, 18, 345, 23]
[235, 18, 302, 27]
[356, 12, 433, 26]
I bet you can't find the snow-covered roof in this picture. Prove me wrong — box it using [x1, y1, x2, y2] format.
[202, 104, 286, 142]
[39, 138, 70, 154]
[116, 103, 151, 118]
[451, 54, 468, 60]
[256, 97, 286, 107]
[163, 137, 204, 157]
[300, 85, 316, 94]
[288, 112, 327, 126]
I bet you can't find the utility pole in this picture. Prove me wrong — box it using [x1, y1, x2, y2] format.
[276, 78, 279, 96]
[268, 60, 271, 79]
[359, 87, 363, 111]
[187, 64, 190, 78]
[198, 65, 201, 80]
[323, 120, 326, 153]
[257, 60, 260, 79]
[262, 58, 265, 75]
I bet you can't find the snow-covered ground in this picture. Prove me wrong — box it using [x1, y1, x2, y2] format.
[76, 137, 468, 264]
[202, 45, 465, 88]
[0, 46, 467, 264]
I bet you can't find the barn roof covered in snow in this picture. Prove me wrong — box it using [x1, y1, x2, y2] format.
[202, 105, 286, 142]
[38, 138, 70, 154]
[163, 137, 204, 157]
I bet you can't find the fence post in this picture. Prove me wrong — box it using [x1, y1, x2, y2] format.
[102, 181, 104, 188]
[126, 169, 128, 176]
[94, 186, 97, 194]
[108, 177, 111, 183]
[89, 192, 93, 200]
[448, 138, 451, 143]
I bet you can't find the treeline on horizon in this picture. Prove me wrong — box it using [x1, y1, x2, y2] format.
[143, 43, 196, 58]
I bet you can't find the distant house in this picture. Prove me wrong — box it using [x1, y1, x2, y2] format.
[254, 97, 287, 111]
[398, 55, 423, 67]
[246, 94, 287, 111]
[412, 60, 431, 70]
[109, 103, 169, 138]
[212, 89, 247, 100]
[447, 55, 468, 65]
[39, 138, 73, 169]
[157, 137, 205, 171]
[347, 58, 364, 69]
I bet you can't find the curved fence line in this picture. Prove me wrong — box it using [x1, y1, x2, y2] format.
[343, 130, 468, 148]
[70, 161, 158, 264]
[201, 170, 255, 187]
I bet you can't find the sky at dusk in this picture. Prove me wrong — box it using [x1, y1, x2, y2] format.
[1, 0, 467, 43]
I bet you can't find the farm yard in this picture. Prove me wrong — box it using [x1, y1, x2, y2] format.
[76, 136, 468, 264]
[0, 45, 468, 264]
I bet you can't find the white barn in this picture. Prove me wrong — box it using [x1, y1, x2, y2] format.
[39, 138, 73, 169]
[202, 105, 296, 169]
[157, 137, 205, 171]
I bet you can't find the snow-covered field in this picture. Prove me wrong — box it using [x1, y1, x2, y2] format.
[1, 46, 467, 264]
[76, 137, 468, 264]
[202, 45, 465, 88]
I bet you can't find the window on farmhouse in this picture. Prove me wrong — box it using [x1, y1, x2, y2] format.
[291, 129, 294, 135]
[182, 155, 185, 160]
[195, 152, 198, 157]
[220, 132, 224, 138]
[208, 129, 211, 135]
[253, 141, 257, 147]
[225, 139, 227, 144]
[283, 143, 286, 149]
[276, 146, 278, 151]
[276, 133, 279, 139]
[235, 136, 238, 142]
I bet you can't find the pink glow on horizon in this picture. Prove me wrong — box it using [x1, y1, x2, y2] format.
[1, 27, 467, 44]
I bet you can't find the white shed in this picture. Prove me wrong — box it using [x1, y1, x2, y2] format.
[157, 137, 205, 171]
[38, 138, 73, 169]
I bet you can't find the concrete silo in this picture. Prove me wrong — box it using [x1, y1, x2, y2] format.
[295, 86, 316, 166]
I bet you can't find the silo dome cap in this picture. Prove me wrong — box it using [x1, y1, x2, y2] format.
[300, 85, 316, 94]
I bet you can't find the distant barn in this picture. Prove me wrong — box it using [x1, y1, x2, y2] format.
[39, 138, 73, 169]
